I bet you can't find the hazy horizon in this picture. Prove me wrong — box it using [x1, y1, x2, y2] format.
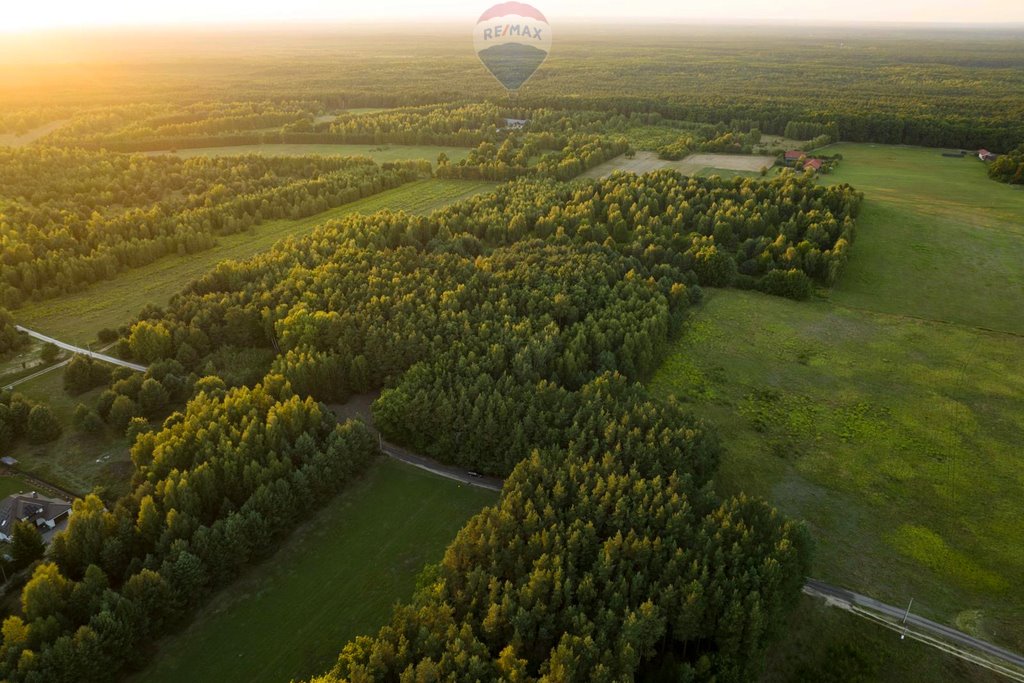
[3, 0, 1024, 34]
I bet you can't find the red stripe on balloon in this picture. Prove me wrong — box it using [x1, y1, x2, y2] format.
[477, 2, 548, 23]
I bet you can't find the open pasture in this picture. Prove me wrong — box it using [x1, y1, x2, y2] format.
[650, 289, 1024, 651]
[138, 458, 496, 683]
[581, 150, 775, 178]
[651, 142, 1024, 653]
[820, 143, 1024, 335]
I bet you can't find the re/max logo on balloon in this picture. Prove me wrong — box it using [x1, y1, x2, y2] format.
[473, 2, 552, 92]
[480, 24, 544, 41]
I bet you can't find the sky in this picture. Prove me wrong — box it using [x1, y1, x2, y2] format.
[1, 0, 1022, 32]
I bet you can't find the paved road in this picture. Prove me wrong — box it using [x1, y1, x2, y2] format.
[379, 440, 503, 492]
[15, 326, 147, 372]
[805, 578, 1024, 676]
[330, 394, 503, 493]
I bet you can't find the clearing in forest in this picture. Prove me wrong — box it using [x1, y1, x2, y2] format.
[155, 143, 471, 166]
[581, 150, 776, 178]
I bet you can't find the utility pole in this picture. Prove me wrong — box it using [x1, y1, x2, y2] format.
[900, 598, 914, 640]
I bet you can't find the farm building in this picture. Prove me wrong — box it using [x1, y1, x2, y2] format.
[803, 158, 823, 173]
[784, 150, 805, 165]
[978, 149, 996, 161]
[0, 491, 72, 544]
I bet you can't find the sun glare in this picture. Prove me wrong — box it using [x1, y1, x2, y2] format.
[2, 0, 1023, 33]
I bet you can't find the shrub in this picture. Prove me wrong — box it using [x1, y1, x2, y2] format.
[26, 404, 61, 444]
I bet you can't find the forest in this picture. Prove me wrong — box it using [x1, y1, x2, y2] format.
[3, 28, 1023, 150]
[0, 379, 378, 681]
[0, 149, 428, 307]
[0, 162, 850, 679]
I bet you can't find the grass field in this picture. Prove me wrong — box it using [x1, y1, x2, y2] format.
[15, 179, 495, 345]
[820, 144, 1024, 335]
[138, 458, 496, 683]
[649, 143, 1024, 661]
[160, 143, 470, 166]
[581, 151, 776, 179]
[759, 595, 1002, 683]
[650, 290, 1024, 648]
[6, 368, 132, 496]
[0, 475, 35, 499]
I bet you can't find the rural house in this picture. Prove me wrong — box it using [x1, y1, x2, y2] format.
[803, 158, 823, 172]
[0, 491, 72, 544]
[978, 149, 996, 161]
[784, 150, 805, 165]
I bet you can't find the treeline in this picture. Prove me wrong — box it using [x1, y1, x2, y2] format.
[436, 132, 628, 181]
[0, 148, 427, 307]
[0, 379, 378, 681]
[658, 129, 764, 160]
[36, 101, 322, 151]
[0, 108, 76, 135]
[6, 30, 1024, 151]
[988, 144, 1024, 184]
[433, 171, 861, 293]
[784, 120, 839, 141]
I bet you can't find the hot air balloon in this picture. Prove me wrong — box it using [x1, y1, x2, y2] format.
[473, 2, 551, 92]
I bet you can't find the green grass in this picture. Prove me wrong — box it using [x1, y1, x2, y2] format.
[15, 179, 495, 345]
[0, 475, 34, 499]
[138, 458, 496, 683]
[162, 143, 471, 166]
[759, 595, 1002, 683]
[649, 288, 1024, 654]
[818, 143, 1024, 335]
[649, 145, 1024, 669]
[7, 369, 131, 497]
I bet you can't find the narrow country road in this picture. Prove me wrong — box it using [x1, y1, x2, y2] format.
[2, 357, 74, 391]
[378, 440, 502, 492]
[804, 579, 1024, 680]
[15, 325, 147, 372]
[329, 392, 502, 492]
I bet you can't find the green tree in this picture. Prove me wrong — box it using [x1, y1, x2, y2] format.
[40, 343, 59, 364]
[107, 395, 141, 432]
[10, 522, 45, 570]
[128, 321, 173, 363]
[26, 405, 61, 444]
[137, 378, 169, 418]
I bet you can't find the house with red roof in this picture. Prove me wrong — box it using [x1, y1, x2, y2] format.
[978, 149, 996, 161]
[784, 150, 805, 165]
[803, 158, 823, 173]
